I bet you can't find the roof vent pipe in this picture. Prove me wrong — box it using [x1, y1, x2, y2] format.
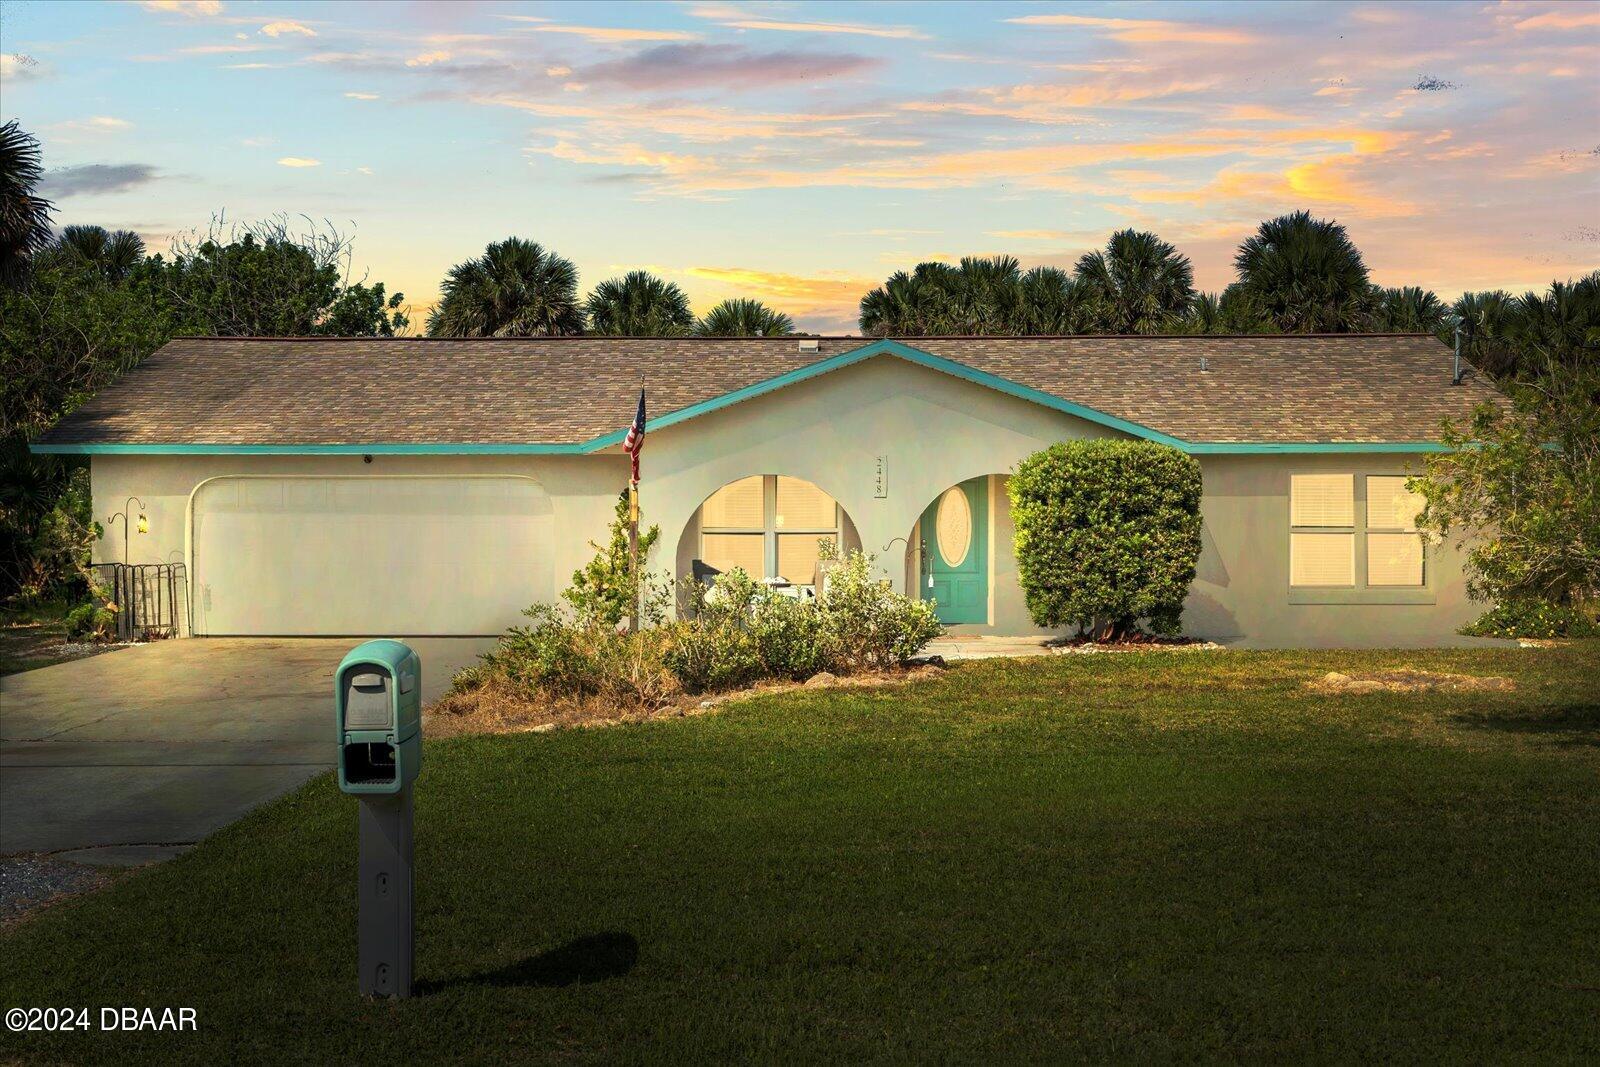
[1200, 356, 1209, 373]
[1452, 322, 1463, 385]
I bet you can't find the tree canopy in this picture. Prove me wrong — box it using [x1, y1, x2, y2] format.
[1073, 229, 1195, 334]
[427, 237, 582, 337]
[1233, 210, 1373, 333]
[694, 298, 795, 337]
[584, 270, 694, 336]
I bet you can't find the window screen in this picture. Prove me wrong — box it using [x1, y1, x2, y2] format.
[701, 476, 764, 530]
[1291, 532, 1354, 586]
[1367, 476, 1424, 531]
[1290, 474, 1354, 527]
[701, 533, 765, 577]
[1367, 532, 1424, 587]
[775, 477, 837, 530]
[776, 535, 828, 585]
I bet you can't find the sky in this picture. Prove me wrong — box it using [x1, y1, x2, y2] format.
[2, 0, 1596, 333]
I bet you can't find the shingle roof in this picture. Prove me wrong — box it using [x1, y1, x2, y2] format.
[37, 334, 1502, 449]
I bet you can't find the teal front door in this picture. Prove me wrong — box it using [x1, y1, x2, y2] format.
[920, 477, 988, 624]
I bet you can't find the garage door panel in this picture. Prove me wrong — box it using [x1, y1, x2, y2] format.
[193, 477, 554, 635]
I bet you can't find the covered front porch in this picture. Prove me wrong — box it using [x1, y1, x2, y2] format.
[638, 353, 1112, 635]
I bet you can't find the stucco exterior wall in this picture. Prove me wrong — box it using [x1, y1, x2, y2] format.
[1186, 453, 1480, 648]
[86, 355, 1483, 647]
[639, 357, 1114, 621]
[89, 452, 628, 630]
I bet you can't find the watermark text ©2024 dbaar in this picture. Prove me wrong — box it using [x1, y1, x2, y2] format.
[6, 1006, 198, 1032]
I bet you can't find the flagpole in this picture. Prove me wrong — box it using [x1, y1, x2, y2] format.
[628, 477, 640, 633]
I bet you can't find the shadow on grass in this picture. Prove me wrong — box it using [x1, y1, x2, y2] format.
[1449, 702, 1600, 747]
[417, 932, 639, 994]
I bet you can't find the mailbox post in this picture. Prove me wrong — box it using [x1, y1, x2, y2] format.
[335, 640, 422, 999]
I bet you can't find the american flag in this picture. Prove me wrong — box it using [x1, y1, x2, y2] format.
[622, 389, 646, 483]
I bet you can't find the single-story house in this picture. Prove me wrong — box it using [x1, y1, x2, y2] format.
[33, 334, 1503, 647]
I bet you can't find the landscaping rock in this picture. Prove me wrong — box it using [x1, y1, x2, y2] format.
[803, 671, 839, 689]
[906, 654, 947, 669]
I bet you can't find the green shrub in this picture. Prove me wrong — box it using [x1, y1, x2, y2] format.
[751, 592, 833, 679]
[818, 550, 943, 670]
[458, 551, 941, 708]
[1009, 440, 1202, 640]
[64, 601, 116, 642]
[1459, 599, 1600, 640]
[476, 602, 677, 711]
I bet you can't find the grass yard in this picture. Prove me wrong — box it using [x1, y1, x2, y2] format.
[0, 600, 112, 676]
[2, 645, 1598, 1062]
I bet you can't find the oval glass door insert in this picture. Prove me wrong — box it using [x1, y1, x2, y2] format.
[936, 486, 971, 566]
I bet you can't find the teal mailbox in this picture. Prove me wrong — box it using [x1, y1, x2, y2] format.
[335, 639, 421, 795]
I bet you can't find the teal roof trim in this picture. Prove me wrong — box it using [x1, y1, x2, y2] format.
[29, 340, 1449, 457]
[582, 338, 1190, 450]
[29, 442, 587, 455]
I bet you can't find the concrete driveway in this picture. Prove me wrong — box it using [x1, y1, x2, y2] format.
[0, 638, 490, 865]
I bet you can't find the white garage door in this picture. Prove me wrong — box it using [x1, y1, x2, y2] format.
[192, 476, 554, 635]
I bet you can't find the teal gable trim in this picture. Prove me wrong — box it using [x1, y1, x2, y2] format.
[584, 339, 1190, 450]
[29, 442, 587, 456]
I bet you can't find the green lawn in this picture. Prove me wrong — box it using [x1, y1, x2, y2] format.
[3, 646, 1598, 1062]
[0, 599, 107, 676]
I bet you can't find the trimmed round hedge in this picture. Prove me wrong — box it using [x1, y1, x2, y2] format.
[1008, 440, 1203, 640]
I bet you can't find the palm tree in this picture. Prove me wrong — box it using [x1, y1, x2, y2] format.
[584, 270, 694, 336]
[693, 298, 795, 337]
[1234, 211, 1373, 333]
[1371, 286, 1445, 333]
[49, 224, 147, 281]
[946, 255, 1024, 334]
[1073, 229, 1195, 334]
[0, 120, 55, 285]
[1017, 266, 1096, 334]
[861, 258, 1030, 335]
[426, 237, 582, 337]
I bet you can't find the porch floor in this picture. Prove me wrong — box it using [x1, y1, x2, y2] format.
[926, 634, 1054, 660]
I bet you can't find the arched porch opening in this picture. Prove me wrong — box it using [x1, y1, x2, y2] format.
[675, 474, 862, 606]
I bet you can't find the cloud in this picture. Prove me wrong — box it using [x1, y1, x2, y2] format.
[1003, 14, 1260, 46]
[344, 91, 379, 100]
[521, 24, 696, 43]
[689, 5, 927, 40]
[177, 43, 266, 55]
[276, 156, 322, 167]
[1, 53, 44, 82]
[578, 43, 879, 90]
[259, 20, 315, 38]
[140, 0, 223, 14]
[1513, 9, 1600, 31]
[47, 116, 134, 138]
[986, 229, 1099, 241]
[39, 163, 160, 197]
[406, 50, 452, 67]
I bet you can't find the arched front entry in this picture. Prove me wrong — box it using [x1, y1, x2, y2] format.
[905, 474, 1007, 627]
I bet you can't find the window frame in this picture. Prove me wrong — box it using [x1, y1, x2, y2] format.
[1287, 470, 1435, 606]
[1364, 475, 1426, 589]
[699, 475, 841, 585]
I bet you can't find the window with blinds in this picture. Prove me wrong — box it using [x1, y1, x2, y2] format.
[1289, 472, 1427, 590]
[699, 475, 840, 585]
[1365, 475, 1425, 586]
[1290, 474, 1354, 586]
